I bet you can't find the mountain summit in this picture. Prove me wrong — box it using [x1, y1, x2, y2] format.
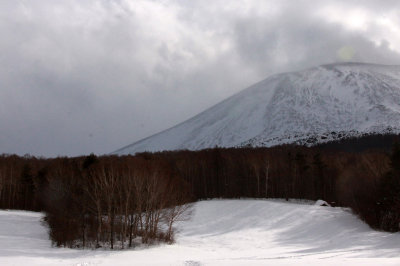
[115, 63, 400, 155]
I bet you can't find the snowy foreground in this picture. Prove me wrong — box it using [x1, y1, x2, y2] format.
[1, 200, 400, 265]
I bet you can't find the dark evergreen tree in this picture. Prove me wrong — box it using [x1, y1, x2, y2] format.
[20, 164, 34, 210]
[378, 143, 400, 231]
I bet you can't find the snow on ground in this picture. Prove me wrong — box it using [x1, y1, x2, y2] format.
[1, 199, 400, 265]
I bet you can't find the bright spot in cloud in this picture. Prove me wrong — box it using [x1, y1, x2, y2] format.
[318, 6, 369, 31]
[345, 10, 369, 31]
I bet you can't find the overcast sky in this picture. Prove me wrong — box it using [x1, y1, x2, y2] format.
[1, 0, 400, 157]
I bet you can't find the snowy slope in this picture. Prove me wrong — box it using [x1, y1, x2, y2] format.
[2, 200, 400, 265]
[115, 62, 400, 155]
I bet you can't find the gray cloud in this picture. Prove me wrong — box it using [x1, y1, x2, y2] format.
[231, 1, 400, 75]
[0, 0, 400, 157]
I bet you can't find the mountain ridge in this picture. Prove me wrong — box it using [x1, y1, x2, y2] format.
[114, 62, 400, 155]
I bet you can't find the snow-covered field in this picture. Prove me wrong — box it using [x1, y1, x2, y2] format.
[1, 199, 400, 265]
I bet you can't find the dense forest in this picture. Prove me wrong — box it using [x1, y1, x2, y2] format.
[0, 135, 399, 249]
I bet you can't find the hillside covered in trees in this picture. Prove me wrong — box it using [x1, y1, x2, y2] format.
[0, 135, 399, 249]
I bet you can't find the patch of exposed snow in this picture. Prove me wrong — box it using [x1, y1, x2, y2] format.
[314, 199, 331, 206]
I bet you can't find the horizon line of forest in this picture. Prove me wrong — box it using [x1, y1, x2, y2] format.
[0, 134, 399, 249]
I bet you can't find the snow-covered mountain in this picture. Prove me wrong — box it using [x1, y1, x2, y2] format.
[115, 62, 400, 155]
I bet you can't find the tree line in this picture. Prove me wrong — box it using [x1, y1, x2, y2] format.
[0, 154, 192, 248]
[0, 141, 399, 248]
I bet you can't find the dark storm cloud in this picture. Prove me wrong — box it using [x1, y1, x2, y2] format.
[1, 0, 400, 156]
